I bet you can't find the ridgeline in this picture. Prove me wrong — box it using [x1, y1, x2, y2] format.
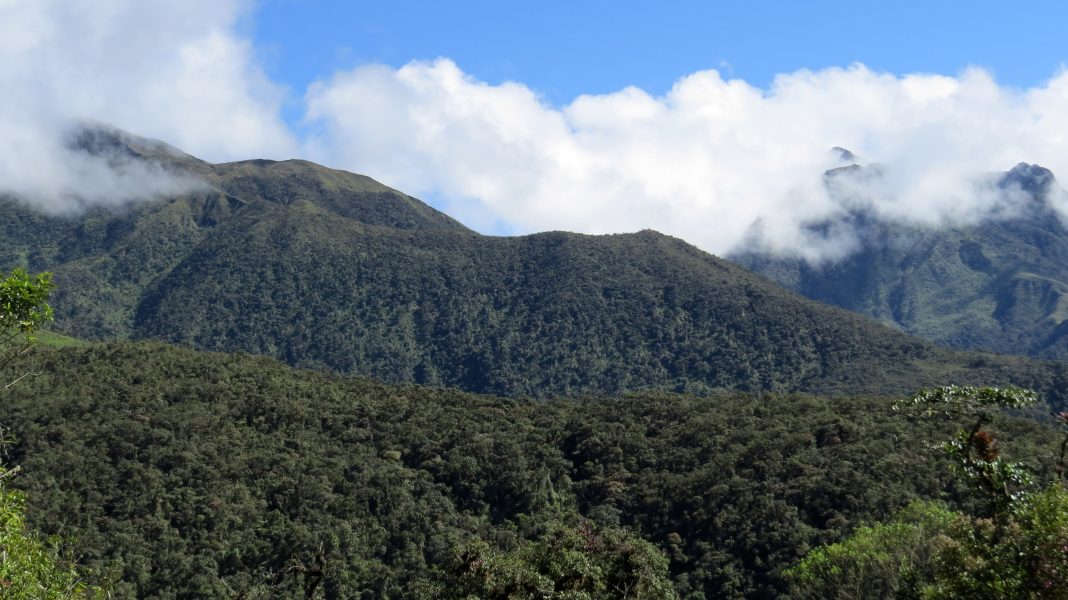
[3, 126, 1067, 401]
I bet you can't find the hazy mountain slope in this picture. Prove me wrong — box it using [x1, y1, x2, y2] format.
[0, 188, 245, 336]
[67, 122, 467, 232]
[735, 163, 1068, 358]
[6, 125, 1068, 398]
[1, 128, 466, 340]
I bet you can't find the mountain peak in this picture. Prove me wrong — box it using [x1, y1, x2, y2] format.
[209, 158, 470, 232]
[64, 121, 201, 166]
[52, 122, 468, 233]
[830, 146, 857, 162]
[1000, 162, 1056, 197]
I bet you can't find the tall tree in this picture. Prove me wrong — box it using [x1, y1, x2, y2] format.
[0, 269, 101, 599]
[789, 386, 1068, 599]
[0, 268, 54, 387]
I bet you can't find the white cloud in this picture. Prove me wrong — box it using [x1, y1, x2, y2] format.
[0, 0, 296, 209]
[4, 1, 1068, 261]
[303, 58, 1068, 258]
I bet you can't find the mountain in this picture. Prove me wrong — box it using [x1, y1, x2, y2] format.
[4, 124, 1068, 399]
[734, 162, 1068, 359]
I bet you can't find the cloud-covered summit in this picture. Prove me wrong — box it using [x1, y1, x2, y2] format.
[7, 1, 1068, 262]
[0, 0, 294, 211]
[303, 59, 1068, 260]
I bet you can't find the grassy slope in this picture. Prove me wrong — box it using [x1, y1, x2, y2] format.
[34, 330, 87, 348]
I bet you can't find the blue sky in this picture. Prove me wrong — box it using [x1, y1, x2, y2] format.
[6, 1, 1068, 257]
[253, 0, 1068, 122]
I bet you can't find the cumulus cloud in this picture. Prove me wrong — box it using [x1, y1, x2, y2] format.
[303, 59, 1068, 259]
[0, 0, 296, 210]
[5, 1, 1068, 261]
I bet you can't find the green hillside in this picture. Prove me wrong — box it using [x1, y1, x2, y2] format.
[735, 163, 1068, 359]
[5, 127, 1068, 599]
[4, 342, 1062, 598]
[4, 126, 1068, 399]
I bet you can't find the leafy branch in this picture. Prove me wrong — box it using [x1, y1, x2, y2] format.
[0, 268, 55, 377]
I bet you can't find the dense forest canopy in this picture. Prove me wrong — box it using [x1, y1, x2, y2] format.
[2, 342, 1064, 598]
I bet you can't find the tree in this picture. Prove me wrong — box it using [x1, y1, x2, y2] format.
[896, 385, 1039, 522]
[0, 268, 55, 387]
[431, 519, 679, 599]
[0, 483, 105, 599]
[0, 268, 102, 598]
[789, 386, 1068, 599]
[786, 502, 956, 600]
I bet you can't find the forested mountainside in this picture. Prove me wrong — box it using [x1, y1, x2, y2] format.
[5, 342, 1063, 599]
[735, 162, 1068, 359]
[4, 125, 1068, 399]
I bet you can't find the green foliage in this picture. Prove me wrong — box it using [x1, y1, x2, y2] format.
[0, 468, 103, 599]
[0, 268, 54, 336]
[0, 268, 99, 599]
[8, 343, 1059, 598]
[1019, 486, 1068, 594]
[921, 485, 1068, 599]
[787, 502, 957, 600]
[896, 386, 1040, 519]
[894, 385, 1038, 417]
[792, 386, 1068, 598]
[939, 429, 1036, 518]
[791, 491, 1068, 599]
[434, 519, 678, 599]
[0, 268, 54, 374]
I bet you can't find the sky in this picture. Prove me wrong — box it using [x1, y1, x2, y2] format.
[4, 0, 1068, 259]
[253, 1, 1065, 111]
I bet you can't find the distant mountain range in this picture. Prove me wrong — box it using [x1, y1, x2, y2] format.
[735, 161, 1068, 360]
[3, 125, 1066, 400]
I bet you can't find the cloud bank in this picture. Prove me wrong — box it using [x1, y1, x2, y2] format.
[6, 1, 1068, 260]
[0, 0, 295, 210]
[304, 59, 1068, 258]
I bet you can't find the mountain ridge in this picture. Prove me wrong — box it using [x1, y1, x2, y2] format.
[734, 161, 1068, 358]
[6, 123, 1068, 400]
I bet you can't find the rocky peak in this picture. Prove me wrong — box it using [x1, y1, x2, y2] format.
[1000, 162, 1056, 197]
